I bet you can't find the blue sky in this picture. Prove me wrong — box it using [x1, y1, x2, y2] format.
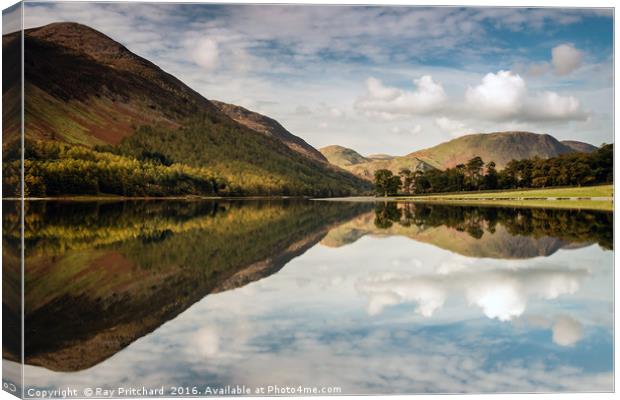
[21, 3, 614, 154]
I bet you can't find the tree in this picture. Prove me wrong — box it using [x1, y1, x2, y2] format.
[465, 156, 484, 190]
[374, 169, 401, 196]
[483, 161, 498, 190]
[399, 168, 414, 194]
[374, 202, 402, 229]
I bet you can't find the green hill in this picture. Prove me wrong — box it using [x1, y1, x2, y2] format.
[320, 145, 435, 181]
[320, 145, 370, 166]
[408, 131, 587, 170]
[2, 22, 369, 197]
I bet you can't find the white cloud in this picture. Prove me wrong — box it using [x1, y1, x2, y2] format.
[552, 44, 583, 76]
[465, 70, 527, 119]
[356, 261, 589, 321]
[465, 70, 588, 122]
[355, 75, 447, 116]
[192, 37, 219, 71]
[552, 315, 584, 347]
[525, 91, 586, 121]
[191, 326, 220, 357]
[435, 117, 470, 137]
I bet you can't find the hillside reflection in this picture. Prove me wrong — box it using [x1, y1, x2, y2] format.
[3, 200, 372, 372]
[322, 202, 612, 258]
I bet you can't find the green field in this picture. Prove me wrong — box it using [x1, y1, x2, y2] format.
[400, 185, 612, 199]
[393, 185, 613, 211]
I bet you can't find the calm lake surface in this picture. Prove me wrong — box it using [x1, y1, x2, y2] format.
[2, 199, 613, 395]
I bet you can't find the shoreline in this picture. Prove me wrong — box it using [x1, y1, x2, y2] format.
[3, 185, 613, 211]
[314, 196, 613, 212]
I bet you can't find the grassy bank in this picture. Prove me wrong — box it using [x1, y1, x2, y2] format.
[397, 185, 613, 211]
[316, 185, 614, 211]
[400, 185, 613, 200]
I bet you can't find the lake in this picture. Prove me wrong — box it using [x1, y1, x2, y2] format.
[2, 199, 613, 396]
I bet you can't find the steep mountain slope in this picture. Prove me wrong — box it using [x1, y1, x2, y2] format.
[561, 140, 598, 153]
[212, 100, 327, 163]
[3, 22, 369, 196]
[408, 131, 583, 170]
[320, 145, 369, 166]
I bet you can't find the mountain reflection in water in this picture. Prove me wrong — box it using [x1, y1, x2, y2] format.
[2, 199, 613, 394]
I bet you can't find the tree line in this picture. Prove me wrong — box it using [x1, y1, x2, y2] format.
[3, 139, 226, 197]
[373, 202, 612, 250]
[374, 144, 613, 196]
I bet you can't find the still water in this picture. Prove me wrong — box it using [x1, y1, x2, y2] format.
[2, 200, 613, 395]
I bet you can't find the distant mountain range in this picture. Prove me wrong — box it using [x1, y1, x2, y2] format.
[321, 132, 599, 181]
[3, 22, 368, 196]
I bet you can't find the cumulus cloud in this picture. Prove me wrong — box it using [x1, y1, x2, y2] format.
[192, 37, 220, 71]
[465, 70, 527, 119]
[525, 91, 586, 121]
[355, 76, 447, 116]
[552, 44, 583, 76]
[465, 70, 588, 122]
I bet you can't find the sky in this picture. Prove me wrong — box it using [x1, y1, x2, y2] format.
[19, 3, 615, 155]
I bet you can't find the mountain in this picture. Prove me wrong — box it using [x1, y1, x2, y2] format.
[320, 145, 435, 181]
[320, 145, 433, 181]
[212, 100, 327, 163]
[345, 156, 436, 180]
[408, 131, 586, 170]
[3, 22, 369, 196]
[320, 145, 369, 166]
[319, 131, 596, 181]
[561, 140, 598, 153]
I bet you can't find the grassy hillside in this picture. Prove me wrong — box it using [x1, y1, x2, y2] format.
[320, 145, 370, 166]
[320, 145, 435, 181]
[561, 140, 598, 153]
[112, 119, 370, 196]
[346, 156, 436, 181]
[321, 132, 597, 182]
[2, 22, 369, 197]
[213, 100, 327, 163]
[408, 131, 580, 170]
